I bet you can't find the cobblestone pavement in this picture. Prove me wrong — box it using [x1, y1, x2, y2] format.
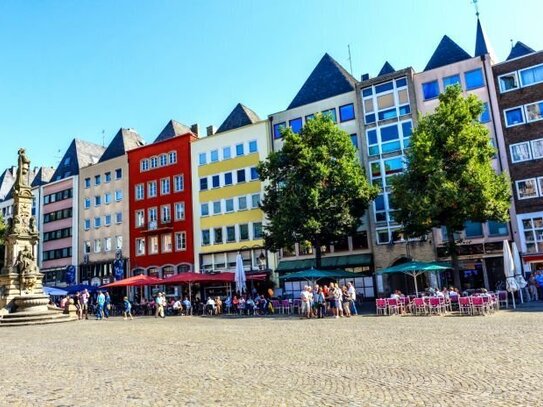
[1, 309, 542, 406]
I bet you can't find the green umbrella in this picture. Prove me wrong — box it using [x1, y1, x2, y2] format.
[375, 261, 452, 296]
[279, 268, 356, 283]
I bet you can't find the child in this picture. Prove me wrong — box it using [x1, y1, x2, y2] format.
[123, 296, 133, 320]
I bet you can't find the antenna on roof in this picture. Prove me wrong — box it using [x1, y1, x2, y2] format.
[101, 129, 105, 147]
[347, 44, 353, 75]
[510, 39, 514, 49]
[471, 0, 479, 17]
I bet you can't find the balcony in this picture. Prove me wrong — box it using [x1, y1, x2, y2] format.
[140, 220, 173, 234]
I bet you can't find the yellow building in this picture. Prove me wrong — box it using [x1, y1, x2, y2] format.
[191, 104, 275, 277]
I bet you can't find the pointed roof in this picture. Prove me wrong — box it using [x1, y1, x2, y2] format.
[216, 103, 261, 134]
[51, 139, 105, 182]
[99, 128, 145, 163]
[424, 35, 472, 71]
[474, 18, 496, 61]
[507, 41, 536, 61]
[0, 168, 15, 201]
[287, 53, 357, 110]
[378, 61, 396, 76]
[153, 120, 193, 143]
[30, 166, 54, 188]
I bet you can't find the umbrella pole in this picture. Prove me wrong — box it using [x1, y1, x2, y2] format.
[519, 286, 524, 304]
[413, 273, 419, 297]
[512, 290, 516, 309]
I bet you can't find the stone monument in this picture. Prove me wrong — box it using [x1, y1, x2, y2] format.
[0, 149, 73, 325]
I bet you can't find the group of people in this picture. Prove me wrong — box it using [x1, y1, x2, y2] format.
[300, 282, 358, 319]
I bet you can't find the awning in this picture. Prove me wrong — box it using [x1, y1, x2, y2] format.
[276, 253, 372, 273]
[162, 272, 267, 285]
[280, 268, 360, 281]
[522, 253, 543, 262]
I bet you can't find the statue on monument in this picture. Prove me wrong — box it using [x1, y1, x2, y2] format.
[16, 246, 36, 275]
[16, 148, 30, 188]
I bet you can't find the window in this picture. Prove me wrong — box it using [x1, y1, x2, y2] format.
[161, 178, 170, 195]
[136, 238, 145, 255]
[322, 108, 337, 122]
[84, 241, 91, 254]
[224, 172, 233, 186]
[141, 159, 149, 171]
[148, 208, 158, 223]
[422, 80, 439, 100]
[105, 172, 111, 183]
[251, 194, 260, 208]
[175, 232, 186, 251]
[135, 210, 145, 227]
[115, 212, 122, 224]
[160, 154, 167, 166]
[214, 228, 223, 244]
[375, 81, 393, 94]
[223, 146, 231, 160]
[213, 200, 221, 215]
[238, 196, 247, 210]
[367, 129, 378, 156]
[350, 134, 359, 149]
[480, 102, 491, 123]
[202, 229, 210, 245]
[84, 219, 90, 230]
[516, 178, 538, 199]
[273, 122, 286, 139]
[532, 139, 543, 159]
[94, 195, 101, 207]
[174, 175, 184, 192]
[488, 221, 508, 236]
[339, 104, 355, 122]
[519, 64, 543, 87]
[525, 101, 543, 122]
[161, 205, 171, 223]
[200, 177, 208, 191]
[115, 168, 122, 179]
[521, 216, 543, 254]
[504, 107, 525, 127]
[103, 192, 111, 205]
[225, 199, 234, 212]
[149, 236, 159, 254]
[148, 181, 157, 197]
[210, 150, 219, 162]
[305, 114, 315, 122]
[84, 178, 91, 188]
[174, 202, 185, 221]
[250, 167, 259, 181]
[150, 157, 158, 168]
[237, 169, 246, 183]
[201, 203, 209, 217]
[289, 118, 302, 134]
[239, 224, 249, 240]
[443, 74, 461, 89]
[115, 190, 123, 201]
[253, 222, 263, 239]
[116, 235, 123, 250]
[162, 234, 172, 253]
[104, 237, 112, 252]
[94, 217, 101, 228]
[226, 226, 236, 242]
[134, 184, 144, 201]
[94, 239, 102, 253]
[199, 153, 207, 166]
[84, 198, 91, 209]
[499, 72, 519, 92]
[104, 214, 111, 226]
[212, 175, 220, 188]
[464, 221, 483, 237]
[464, 68, 484, 90]
[236, 143, 244, 156]
[94, 175, 101, 186]
[510, 142, 532, 163]
[169, 151, 177, 164]
[247, 141, 258, 154]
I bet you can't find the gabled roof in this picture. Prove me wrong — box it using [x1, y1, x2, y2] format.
[216, 103, 261, 134]
[378, 61, 396, 76]
[0, 168, 15, 201]
[99, 128, 145, 163]
[51, 139, 105, 182]
[30, 166, 54, 188]
[287, 53, 357, 110]
[424, 35, 472, 71]
[507, 41, 536, 61]
[153, 120, 193, 143]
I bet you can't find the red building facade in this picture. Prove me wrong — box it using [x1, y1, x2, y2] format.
[128, 129, 196, 295]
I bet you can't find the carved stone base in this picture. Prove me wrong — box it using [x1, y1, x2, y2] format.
[13, 294, 49, 313]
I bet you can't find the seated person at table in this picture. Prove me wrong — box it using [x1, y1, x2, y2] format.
[182, 297, 191, 315]
[246, 297, 255, 315]
[205, 297, 216, 315]
[238, 296, 246, 314]
[173, 298, 182, 315]
[435, 289, 445, 298]
[390, 290, 401, 300]
[257, 295, 268, 315]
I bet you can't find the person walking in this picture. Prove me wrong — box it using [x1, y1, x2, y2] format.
[155, 293, 162, 318]
[80, 289, 89, 320]
[96, 290, 105, 320]
[347, 282, 358, 316]
[314, 287, 326, 318]
[123, 296, 133, 320]
[104, 292, 111, 319]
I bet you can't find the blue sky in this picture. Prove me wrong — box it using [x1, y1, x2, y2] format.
[0, 0, 541, 169]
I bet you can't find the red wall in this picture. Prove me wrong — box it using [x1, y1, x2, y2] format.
[128, 133, 196, 271]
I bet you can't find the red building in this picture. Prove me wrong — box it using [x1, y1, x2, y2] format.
[128, 121, 197, 297]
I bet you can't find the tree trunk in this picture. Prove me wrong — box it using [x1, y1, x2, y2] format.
[447, 229, 461, 289]
[314, 239, 322, 269]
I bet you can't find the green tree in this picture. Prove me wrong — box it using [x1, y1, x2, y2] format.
[258, 113, 379, 268]
[391, 85, 511, 288]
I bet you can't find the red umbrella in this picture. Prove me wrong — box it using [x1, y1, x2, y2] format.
[161, 272, 267, 285]
[101, 274, 163, 288]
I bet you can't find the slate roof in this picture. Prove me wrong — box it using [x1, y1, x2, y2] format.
[51, 139, 105, 182]
[216, 103, 261, 134]
[0, 168, 15, 201]
[99, 128, 145, 163]
[378, 61, 396, 76]
[424, 35, 472, 71]
[507, 41, 536, 61]
[287, 53, 357, 110]
[31, 166, 55, 188]
[153, 120, 193, 143]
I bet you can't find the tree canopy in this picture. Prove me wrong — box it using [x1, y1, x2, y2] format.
[258, 113, 379, 267]
[391, 85, 511, 286]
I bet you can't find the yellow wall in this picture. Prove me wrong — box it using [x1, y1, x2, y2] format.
[200, 238, 265, 254]
[198, 154, 260, 177]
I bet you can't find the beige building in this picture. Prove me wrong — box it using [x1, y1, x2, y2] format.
[78, 129, 144, 286]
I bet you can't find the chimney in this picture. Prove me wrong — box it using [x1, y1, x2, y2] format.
[190, 124, 199, 136]
[361, 73, 369, 81]
[206, 125, 216, 137]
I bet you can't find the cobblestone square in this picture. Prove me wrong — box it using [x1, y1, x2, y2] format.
[1, 310, 542, 406]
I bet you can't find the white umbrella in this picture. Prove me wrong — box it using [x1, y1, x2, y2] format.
[235, 253, 246, 294]
[503, 240, 518, 309]
[512, 242, 527, 304]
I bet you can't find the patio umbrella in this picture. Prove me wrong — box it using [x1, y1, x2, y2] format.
[512, 242, 527, 304]
[101, 274, 163, 288]
[503, 240, 518, 309]
[279, 268, 356, 282]
[43, 286, 68, 296]
[235, 253, 246, 294]
[65, 284, 98, 294]
[376, 261, 452, 296]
